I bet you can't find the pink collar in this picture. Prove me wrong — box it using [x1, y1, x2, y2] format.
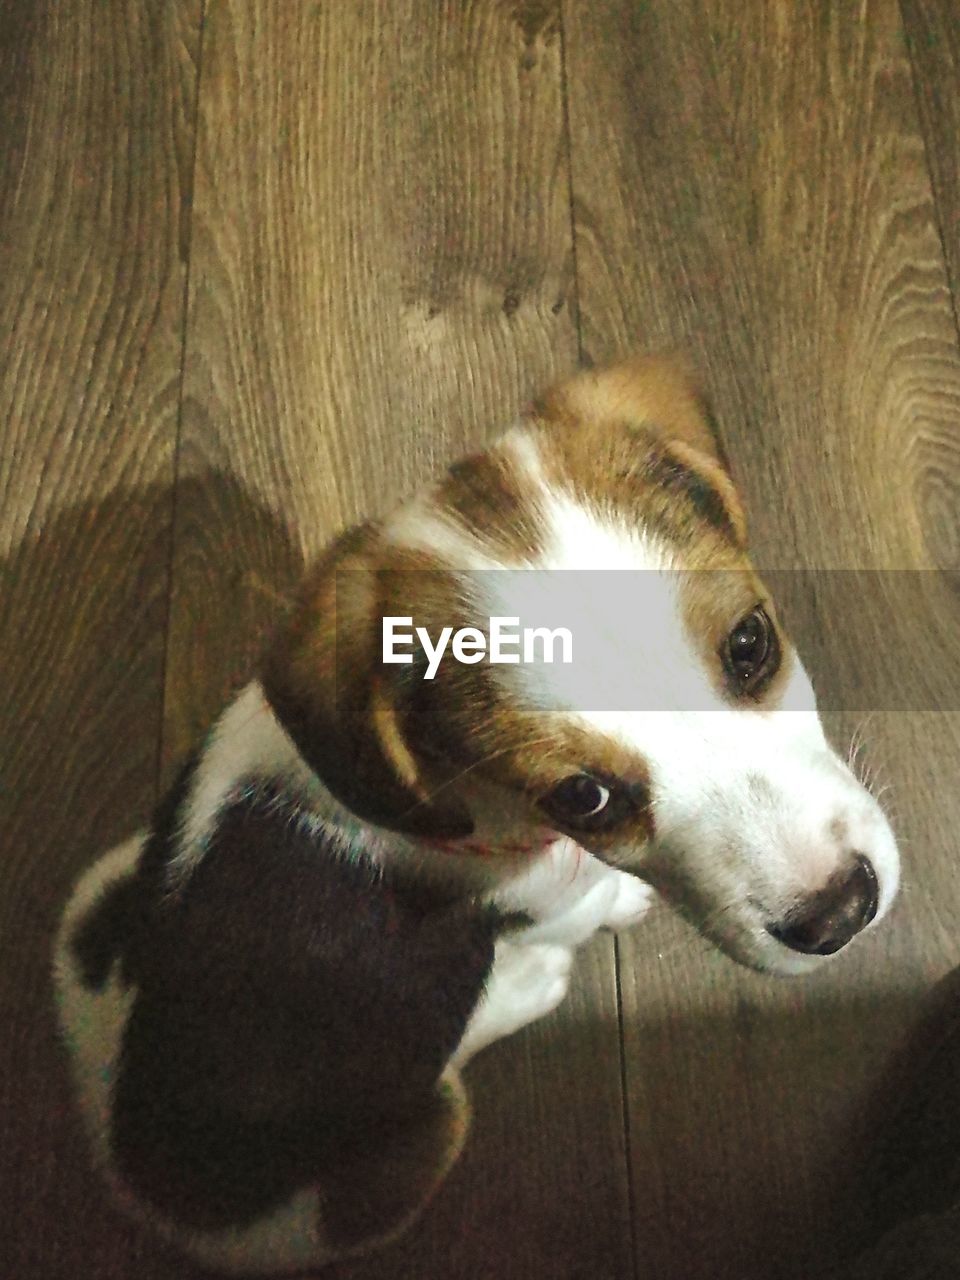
[421, 831, 557, 860]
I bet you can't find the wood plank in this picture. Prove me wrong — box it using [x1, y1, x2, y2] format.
[563, 1, 960, 1276]
[163, 0, 582, 762]
[169, 4, 630, 1279]
[0, 2, 203, 1276]
[902, 0, 960, 356]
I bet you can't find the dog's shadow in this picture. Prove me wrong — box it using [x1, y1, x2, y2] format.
[1, 470, 305, 1278]
[324, 969, 938, 1280]
[856, 963, 960, 1234]
[2, 469, 307, 892]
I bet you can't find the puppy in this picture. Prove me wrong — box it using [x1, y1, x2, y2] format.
[53, 356, 900, 1273]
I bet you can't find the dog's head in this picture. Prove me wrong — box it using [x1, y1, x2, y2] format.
[263, 355, 899, 976]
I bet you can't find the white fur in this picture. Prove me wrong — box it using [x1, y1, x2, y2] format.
[387, 500, 503, 569]
[499, 424, 551, 488]
[169, 682, 424, 887]
[451, 942, 574, 1067]
[171, 683, 315, 884]
[491, 837, 656, 945]
[53, 835, 142, 1172]
[401, 425, 900, 976]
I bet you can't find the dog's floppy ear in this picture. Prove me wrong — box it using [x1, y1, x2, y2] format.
[261, 526, 474, 839]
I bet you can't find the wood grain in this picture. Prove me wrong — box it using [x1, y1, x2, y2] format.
[0, 2, 202, 1276]
[902, 0, 960, 328]
[6, 0, 960, 1275]
[162, 0, 581, 763]
[900, 0, 960, 577]
[163, 4, 630, 1280]
[562, 1, 960, 1276]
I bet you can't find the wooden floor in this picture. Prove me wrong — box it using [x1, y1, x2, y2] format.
[3, 2, 960, 1277]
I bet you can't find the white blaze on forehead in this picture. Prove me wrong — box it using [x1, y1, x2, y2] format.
[476, 484, 718, 714]
[536, 485, 673, 573]
[383, 435, 789, 727]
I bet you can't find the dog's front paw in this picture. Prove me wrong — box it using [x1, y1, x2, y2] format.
[601, 872, 657, 931]
[452, 942, 573, 1067]
[492, 941, 573, 1031]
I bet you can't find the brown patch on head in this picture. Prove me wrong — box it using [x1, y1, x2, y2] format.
[523, 720, 658, 856]
[531, 353, 748, 554]
[263, 517, 574, 845]
[532, 353, 801, 710]
[261, 353, 791, 858]
[534, 352, 725, 463]
[263, 509, 660, 858]
[433, 442, 545, 562]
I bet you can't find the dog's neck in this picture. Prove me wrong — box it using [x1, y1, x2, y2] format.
[293, 758, 559, 886]
[291, 753, 560, 894]
[170, 681, 556, 893]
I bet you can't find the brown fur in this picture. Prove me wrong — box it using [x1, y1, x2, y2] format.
[678, 570, 794, 706]
[435, 447, 545, 561]
[532, 352, 729, 467]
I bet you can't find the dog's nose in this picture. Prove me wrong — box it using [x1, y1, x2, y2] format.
[766, 854, 879, 955]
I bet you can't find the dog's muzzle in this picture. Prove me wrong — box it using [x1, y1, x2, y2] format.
[765, 854, 880, 956]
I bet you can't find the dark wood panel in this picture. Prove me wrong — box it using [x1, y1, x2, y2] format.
[166, 4, 630, 1279]
[562, 1, 960, 1276]
[0, 1, 202, 1276]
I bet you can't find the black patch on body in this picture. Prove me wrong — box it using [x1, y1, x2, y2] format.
[105, 777, 497, 1230]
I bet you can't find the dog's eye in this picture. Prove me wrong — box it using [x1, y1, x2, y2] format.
[549, 775, 609, 817]
[723, 606, 779, 695]
[539, 773, 630, 833]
